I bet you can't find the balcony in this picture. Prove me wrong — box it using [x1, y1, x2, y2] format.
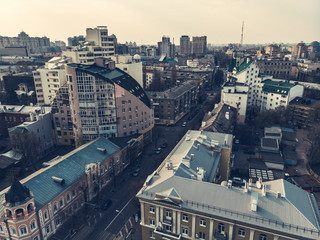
[213, 232, 227, 240]
[154, 227, 181, 240]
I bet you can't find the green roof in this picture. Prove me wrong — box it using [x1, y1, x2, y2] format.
[236, 60, 253, 74]
[262, 80, 295, 95]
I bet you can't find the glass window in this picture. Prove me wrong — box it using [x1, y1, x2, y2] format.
[238, 228, 245, 237]
[199, 232, 205, 240]
[259, 234, 267, 240]
[165, 210, 172, 219]
[182, 214, 188, 222]
[20, 226, 27, 235]
[218, 223, 225, 233]
[30, 221, 36, 230]
[149, 218, 155, 226]
[149, 206, 155, 213]
[182, 227, 188, 235]
[200, 218, 206, 227]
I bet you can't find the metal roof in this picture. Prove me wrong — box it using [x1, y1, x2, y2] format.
[0, 137, 120, 210]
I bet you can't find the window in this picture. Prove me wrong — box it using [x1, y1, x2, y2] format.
[59, 199, 64, 208]
[165, 225, 172, 232]
[46, 225, 51, 234]
[182, 227, 188, 236]
[30, 221, 36, 230]
[198, 232, 206, 240]
[259, 234, 267, 240]
[200, 218, 206, 227]
[218, 223, 225, 233]
[67, 194, 71, 202]
[150, 230, 155, 238]
[0, 225, 3, 232]
[53, 203, 58, 213]
[165, 210, 172, 219]
[44, 210, 48, 220]
[20, 226, 27, 235]
[55, 218, 61, 226]
[33, 236, 39, 240]
[149, 206, 155, 213]
[149, 218, 155, 226]
[72, 190, 76, 198]
[182, 214, 188, 222]
[11, 228, 16, 235]
[238, 228, 245, 237]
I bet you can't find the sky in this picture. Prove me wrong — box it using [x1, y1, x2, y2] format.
[0, 0, 319, 45]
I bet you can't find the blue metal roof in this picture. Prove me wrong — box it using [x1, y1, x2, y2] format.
[23, 138, 120, 209]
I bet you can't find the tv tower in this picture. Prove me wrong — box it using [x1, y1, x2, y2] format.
[240, 21, 244, 48]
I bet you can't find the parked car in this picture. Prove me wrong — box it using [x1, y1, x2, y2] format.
[181, 122, 187, 127]
[132, 169, 140, 177]
[101, 199, 112, 210]
[243, 147, 255, 154]
[154, 147, 162, 155]
[161, 142, 168, 148]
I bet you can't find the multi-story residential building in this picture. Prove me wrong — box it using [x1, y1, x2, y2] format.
[264, 44, 281, 57]
[255, 59, 295, 80]
[192, 36, 207, 56]
[0, 137, 124, 240]
[62, 26, 116, 64]
[147, 81, 200, 125]
[160, 36, 175, 58]
[180, 36, 191, 56]
[261, 79, 304, 111]
[137, 132, 320, 240]
[51, 84, 74, 146]
[0, 105, 51, 139]
[65, 58, 153, 143]
[289, 97, 320, 128]
[67, 35, 85, 47]
[0, 31, 50, 54]
[33, 56, 71, 105]
[291, 42, 308, 59]
[221, 81, 248, 123]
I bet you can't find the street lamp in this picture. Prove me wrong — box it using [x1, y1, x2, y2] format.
[116, 209, 126, 239]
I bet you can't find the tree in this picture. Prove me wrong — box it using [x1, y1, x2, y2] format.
[10, 129, 41, 168]
[254, 106, 293, 129]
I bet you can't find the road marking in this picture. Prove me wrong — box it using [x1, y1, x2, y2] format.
[104, 196, 134, 231]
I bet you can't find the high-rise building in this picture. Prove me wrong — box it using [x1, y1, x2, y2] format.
[161, 36, 171, 57]
[33, 56, 71, 105]
[67, 35, 85, 47]
[65, 58, 153, 143]
[192, 36, 207, 56]
[180, 35, 191, 55]
[291, 42, 308, 59]
[62, 26, 116, 64]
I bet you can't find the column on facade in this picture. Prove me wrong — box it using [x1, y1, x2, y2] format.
[160, 207, 163, 223]
[249, 229, 255, 240]
[172, 210, 176, 234]
[140, 202, 145, 225]
[176, 211, 181, 235]
[273, 235, 279, 240]
[192, 215, 196, 239]
[209, 219, 214, 240]
[155, 206, 159, 227]
[228, 223, 234, 240]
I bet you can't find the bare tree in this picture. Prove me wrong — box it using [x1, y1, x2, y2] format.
[10, 129, 41, 168]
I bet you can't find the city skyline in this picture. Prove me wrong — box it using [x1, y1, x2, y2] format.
[1, 0, 319, 45]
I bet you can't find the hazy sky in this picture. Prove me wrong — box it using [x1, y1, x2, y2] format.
[1, 0, 319, 45]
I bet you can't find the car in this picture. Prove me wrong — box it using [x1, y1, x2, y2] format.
[101, 199, 112, 210]
[154, 147, 162, 155]
[132, 169, 140, 177]
[234, 139, 240, 144]
[243, 147, 255, 154]
[181, 122, 187, 127]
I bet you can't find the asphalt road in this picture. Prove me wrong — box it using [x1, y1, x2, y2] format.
[68, 101, 211, 240]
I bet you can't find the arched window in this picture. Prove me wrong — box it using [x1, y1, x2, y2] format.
[10, 228, 16, 235]
[30, 221, 36, 231]
[19, 225, 28, 235]
[27, 203, 34, 213]
[6, 209, 12, 218]
[15, 208, 24, 218]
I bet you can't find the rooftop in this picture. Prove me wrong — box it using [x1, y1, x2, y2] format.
[67, 63, 150, 108]
[0, 137, 120, 210]
[262, 79, 295, 95]
[0, 105, 51, 114]
[289, 96, 320, 108]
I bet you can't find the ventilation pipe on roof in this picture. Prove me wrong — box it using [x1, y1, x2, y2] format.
[190, 154, 194, 160]
[52, 176, 65, 185]
[97, 148, 107, 154]
[197, 143, 200, 150]
[227, 180, 232, 189]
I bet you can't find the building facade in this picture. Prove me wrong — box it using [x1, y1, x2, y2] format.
[180, 36, 191, 56]
[65, 58, 153, 143]
[137, 132, 320, 240]
[192, 36, 207, 56]
[0, 137, 124, 240]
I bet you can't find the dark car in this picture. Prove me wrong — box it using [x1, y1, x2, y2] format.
[161, 142, 168, 148]
[243, 147, 255, 154]
[101, 199, 112, 210]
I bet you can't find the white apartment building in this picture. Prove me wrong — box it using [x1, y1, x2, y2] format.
[33, 56, 71, 105]
[261, 79, 304, 111]
[221, 81, 248, 123]
[62, 26, 116, 64]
